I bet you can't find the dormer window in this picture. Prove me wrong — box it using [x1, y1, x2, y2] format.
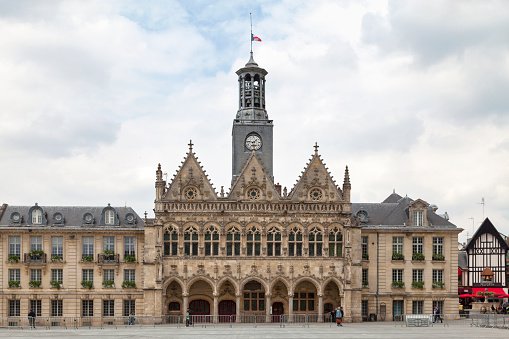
[413, 211, 423, 226]
[100, 204, 118, 226]
[105, 210, 114, 225]
[32, 209, 42, 224]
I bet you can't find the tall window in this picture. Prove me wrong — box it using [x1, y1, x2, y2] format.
[32, 209, 42, 224]
[184, 226, 199, 256]
[9, 269, 20, 283]
[392, 269, 403, 283]
[204, 226, 219, 256]
[124, 269, 136, 283]
[30, 300, 42, 317]
[293, 292, 315, 311]
[412, 269, 423, 282]
[226, 227, 241, 256]
[83, 269, 93, 282]
[246, 227, 261, 256]
[9, 300, 20, 317]
[82, 300, 94, 317]
[30, 236, 42, 251]
[267, 227, 281, 256]
[412, 237, 423, 254]
[433, 301, 444, 314]
[361, 236, 368, 259]
[433, 270, 444, 283]
[124, 237, 135, 257]
[243, 282, 265, 311]
[51, 269, 63, 283]
[83, 237, 94, 257]
[308, 227, 323, 257]
[328, 227, 343, 257]
[103, 236, 115, 252]
[9, 236, 20, 255]
[103, 300, 115, 317]
[433, 237, 444, 255]
[413, 210, 423, 226]
[124, 300, 135, 316]
[30, 269, 42, 282]
[361, 300, 368, 317]
[164, 226, 178, 256]
[393, 237, 403, 254]
[104, 269, 115, 284]
[52, 236, 63, 258]
[51, 300, 63, 317]
[412, 300, 423, 314]
[288, 227, 303, 257]
[105, 210, 115, 225]
[362, 269, 368, 286]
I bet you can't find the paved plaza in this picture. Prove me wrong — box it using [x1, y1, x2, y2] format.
[1, 323, 508, 338]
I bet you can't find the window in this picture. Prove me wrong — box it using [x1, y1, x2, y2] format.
[30, 269, 42, 282]
[51, 269, 63, 283]
[413, 210, 423, 226]
[51, 300, 63, 317]
[52, 236, 63, 258]
[124, 237, 135, 257]
[246, 227, 261, 256]
[104, 269, 115, 283]
[184, 226, 199, 256]
[125, 269, 135, 283]
[244, 291, 265, 311]
[412, 300, 423, 314]
[9, 269, 20, 282]
[433, 237, 443, 255]
[103, 300, 115, 317]
[226, 227, 241, 256]
[164, 226, 178, 256]
[361, 236, 368, 259]
[103, 236, 115, 252]
[82, 300, 94, 317]
[32, 209, 42, 224]
[30, 236, 42, 251]
[124, 300, 135, 316]
[9, 300, 20, 317]
[433, 301, 444, 315]
[308, 227, 323, 257]
[30, 300, 42, 317]
[433, 270, 444, 283]
[412, 269, 423, 282]
[83, 237, 94, 257]
[204, 226, 220, 256]
[361, 300, 368, 317]
[83, 269, 93, 282]
[105, 210, 115, 225]
[293, 292, 315, 311]
[328, 227, 343, 257]
[393, 236, 403, 254]
[267, 227, 281, 256]
[392, 269, 403, 282]
[412, 237, 423, 254]
[362, 269, 368, 287]
[9, 236, 20, 256]
[169, 302, 180, 311]
[288, 227, 303, 257]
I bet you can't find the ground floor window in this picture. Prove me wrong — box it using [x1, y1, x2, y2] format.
[293, 293, 315, 312]
[169, 302, 180, 311]
[361, 300, 368, 317]
[433, 300, 444, 314]
[51, 300, 63, 317]
[103, 300, 114, 317]
[9, 300, 20, 317]
[393, 300, 404, 320]
[244, 292, 265, 311]
[30, 300, 42, 317]
[82, 300, 94, 317]
[124, 300, 135, 317]
[412, 301, 423, 314]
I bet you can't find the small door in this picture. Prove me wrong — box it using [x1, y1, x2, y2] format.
[272, 302, 284, 322]
[218, 300, 236, 323]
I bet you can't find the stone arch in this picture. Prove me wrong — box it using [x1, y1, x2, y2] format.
[269, 277, 291, 293]
[217, 276, 240, 296]
[308, 223, 324, 232]
[225, 222, 242, 231]
[162, 276, 186, 296]
[239, 276, 269, 292]
[322, 276, 343, 295]
[187, 275, 217, 294]
[292, 276, 322, 295]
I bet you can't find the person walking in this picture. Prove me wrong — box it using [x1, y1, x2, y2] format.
[339, 306, 344, 326]
[128, 312, 135, 325]
[334, 307, 343, 326]
[185, 308, 191, 327]
[436, 306, 442, 323]
[28, 309, 36, 329]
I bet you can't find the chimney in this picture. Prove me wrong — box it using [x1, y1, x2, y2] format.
[275, 183, 282, 196]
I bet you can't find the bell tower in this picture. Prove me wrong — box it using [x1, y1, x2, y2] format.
[232, 52, 273, 185]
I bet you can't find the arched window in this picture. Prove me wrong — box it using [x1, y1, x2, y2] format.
[308, 227, 323, 257]
[169, 302, 180, 311]
[247, 227, 261, 256]
[328, 227, 343, 257]
[289, 227, 303, 256]
[32, 209, 42, 224]
[267, 227, 281, 256]
[164, 226, 178, 256]
[226, 226, 241, 256]
[105, 210, 115, 225]
[205, 226, 219, 256]
[184, 226, 199, 256]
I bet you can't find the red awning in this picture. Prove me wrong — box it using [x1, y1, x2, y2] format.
[472, 287, 507, 295]
[458, 268, 462, 275]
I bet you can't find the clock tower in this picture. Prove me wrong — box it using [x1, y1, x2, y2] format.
[232, 52, 273, 184]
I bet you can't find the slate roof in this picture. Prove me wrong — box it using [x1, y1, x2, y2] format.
[0, 204, 144, 229]
[458, 250, 468, 269]
[352, 191, 457, 229]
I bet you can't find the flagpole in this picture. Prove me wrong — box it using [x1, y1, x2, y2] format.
[250, 12, 253, 53]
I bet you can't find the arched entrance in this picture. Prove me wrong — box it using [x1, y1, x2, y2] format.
[323, 280, 341, 322]
[219, 300, 236, 322]
[293, 280, 318, 317]
[165, 281, 183, 316]
[189, 299, 210, 323]
[272, 302, 284, 322]
[242, 280, 266, 315]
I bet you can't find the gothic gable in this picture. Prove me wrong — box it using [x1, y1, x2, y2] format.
[163, 144, 217, 202]
[228, 151, 280, 202]
[288, 151, 342, 203]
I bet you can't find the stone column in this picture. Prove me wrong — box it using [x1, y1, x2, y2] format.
[183, 295, 189, 325]
[288, 294, 294, 323]
[266, 293, 272, 323]
[318, 294, 324, 323]
[236, 294, 241, 323]
[213, 293, 219, 324]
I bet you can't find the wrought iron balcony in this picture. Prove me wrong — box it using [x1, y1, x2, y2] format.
[24, 253, 47, 265]
[98, 253, 119, 265]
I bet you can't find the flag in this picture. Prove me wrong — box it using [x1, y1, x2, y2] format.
[251, 34, 262, 42]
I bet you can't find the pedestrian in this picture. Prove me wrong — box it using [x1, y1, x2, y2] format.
[330, 309, 335, 323]
[339, 306, 344, 326]
[185, 308, 191, 327]
[436, 306, 443, 323]
[129, 312, 135, 325]
[28, 309, 36, 329]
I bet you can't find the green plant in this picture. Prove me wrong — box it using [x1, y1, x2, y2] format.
[122, 281, 136, 288]
[29, 249, 44, 257]
[51, 255, 63, 262]
[50, 281, 62, 289]
[81, 280, 93, 289]
[29, 280, 41, 288]
[432, 281, 445, 289]
[392, 281, 404, 288]
[362, 253, 369, 260]
[8, 255, 20, 263]
[82, 255, 93, 262]
[412, 281, 424, 289]
[8, 280, 20, 288]
[124, 255, 136, 262]
[102, 280, 114, 288]
[412, 253, 425, 261]
[362, 280, 368, 287]
[392, 252, 404, 260]
[432, 253, 444, 261]
[103, 250, 115, 256]
[477, 291, 495, 298]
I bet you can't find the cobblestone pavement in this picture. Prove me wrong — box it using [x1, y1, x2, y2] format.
[1, 323, 508, 338]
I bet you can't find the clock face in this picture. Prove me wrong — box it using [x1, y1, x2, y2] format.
[245, 134, 262, 150]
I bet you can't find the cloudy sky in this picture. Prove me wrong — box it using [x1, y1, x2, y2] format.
[1, 0, 508, 242]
